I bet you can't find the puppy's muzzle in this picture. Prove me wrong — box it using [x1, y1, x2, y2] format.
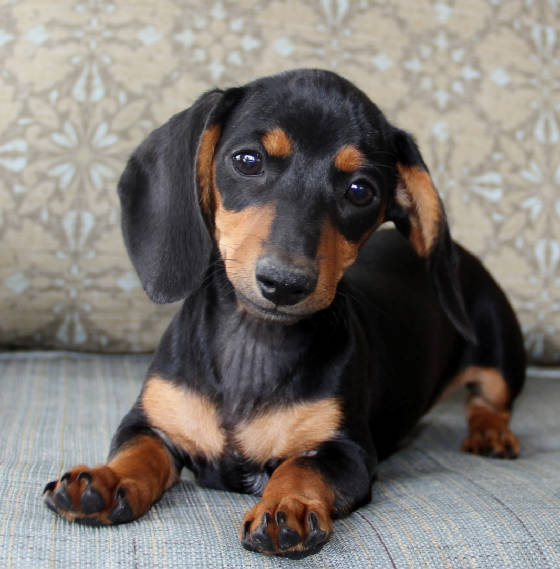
[255, 256, 317, 306]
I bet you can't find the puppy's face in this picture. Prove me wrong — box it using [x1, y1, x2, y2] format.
[120, 70, 471, 340]
[201, 75, 396, 323]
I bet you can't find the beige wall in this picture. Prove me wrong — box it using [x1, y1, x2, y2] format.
[0, 0, 558, 363]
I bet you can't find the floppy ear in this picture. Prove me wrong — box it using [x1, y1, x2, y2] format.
[118, 89, 240, 303]
[388, 128, 477, 344]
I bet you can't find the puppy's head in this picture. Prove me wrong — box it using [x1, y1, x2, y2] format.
[119, 70, 474, 341]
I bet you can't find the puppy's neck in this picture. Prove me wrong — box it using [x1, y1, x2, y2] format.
[203, 263, 343, 421]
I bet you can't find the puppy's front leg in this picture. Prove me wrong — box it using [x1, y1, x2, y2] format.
[241, 439, 374, 558]
[43, 434, 178, 525]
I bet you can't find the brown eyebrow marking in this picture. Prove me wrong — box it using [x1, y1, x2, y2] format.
[334, 145, 364, 172]
[261, 128, 293, 157]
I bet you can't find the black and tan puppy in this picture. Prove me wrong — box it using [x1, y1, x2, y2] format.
[44, 69, 525, 558]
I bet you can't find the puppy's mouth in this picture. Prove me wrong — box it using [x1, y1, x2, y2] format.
[235, 292, 312, 325]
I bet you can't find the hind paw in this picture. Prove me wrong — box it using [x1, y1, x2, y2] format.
[462, 428, 520, 459]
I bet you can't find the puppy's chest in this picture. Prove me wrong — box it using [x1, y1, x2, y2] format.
[142, 376, 342, 469]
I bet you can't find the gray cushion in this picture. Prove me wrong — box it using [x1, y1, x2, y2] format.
[0, 352, 559, 568]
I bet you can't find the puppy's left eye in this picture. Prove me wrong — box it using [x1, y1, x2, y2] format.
[232, 151, 263, 176]
[345, 181, 378, 206]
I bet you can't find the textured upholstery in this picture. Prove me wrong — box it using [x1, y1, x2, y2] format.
[0, 352, 558, 568]
[0, 1, 559, 362]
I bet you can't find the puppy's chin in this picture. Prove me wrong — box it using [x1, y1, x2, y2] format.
[235, 291, 311, 325]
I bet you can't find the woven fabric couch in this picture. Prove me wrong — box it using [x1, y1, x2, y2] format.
[1, 353, 559, 568]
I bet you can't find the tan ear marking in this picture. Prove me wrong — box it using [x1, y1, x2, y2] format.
[334, 145, 364, 172]
[197, 125, 221, 217]
[396, 164, 442, 257]
[262, 128, 293, 157]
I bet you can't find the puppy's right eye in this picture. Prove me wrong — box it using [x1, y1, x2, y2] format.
[232, 151, 263, 176]
[345, 180, 377, 207]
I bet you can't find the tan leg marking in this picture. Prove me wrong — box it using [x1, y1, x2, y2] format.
[142, 375, 226, 459]
[453, 366, 520, 458]
[43, 435, 178, 525]
[241, 457, 335, 557]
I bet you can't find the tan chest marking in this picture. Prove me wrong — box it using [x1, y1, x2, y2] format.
[234, 398, 343, 465]
[142, 375, 226, 459]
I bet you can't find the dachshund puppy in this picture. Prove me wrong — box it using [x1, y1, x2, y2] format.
[44, 69, 525, 558]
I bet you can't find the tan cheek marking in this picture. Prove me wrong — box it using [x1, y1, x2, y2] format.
[334, 145, 364, 172]
[142, 375, 226, 459]
[262, 128, 293, 157]
[234, 398, 342, 465]
[214, 192, 275, 291]
[197, 125, 221, 217]
[396, 164, 442, 257]
[313, 218, 361, 308]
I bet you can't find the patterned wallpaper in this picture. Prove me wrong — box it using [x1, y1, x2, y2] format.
[0, 0, 558, 363]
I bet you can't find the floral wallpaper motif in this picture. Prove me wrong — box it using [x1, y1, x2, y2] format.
[0, 0, 558, 362]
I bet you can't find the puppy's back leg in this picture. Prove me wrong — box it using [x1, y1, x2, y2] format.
[458, 284, 526, 457]
[43, 433, 178, 525]
[452, 249, 527, 458]
[455, 366, 521, 459]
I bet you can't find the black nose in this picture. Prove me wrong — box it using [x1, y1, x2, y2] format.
[256, 257, 317, 306]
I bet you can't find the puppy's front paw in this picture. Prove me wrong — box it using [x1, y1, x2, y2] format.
[241, 495, 331, 558]
[43, 465, 136, 525]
